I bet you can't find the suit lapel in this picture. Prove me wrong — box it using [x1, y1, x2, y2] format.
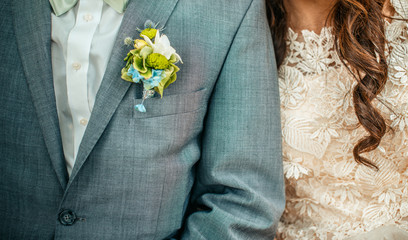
[68, 0, 179, 183]
[12, 1, 69, 189]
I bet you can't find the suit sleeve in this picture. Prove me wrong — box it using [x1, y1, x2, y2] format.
[179, 0, 285, 239]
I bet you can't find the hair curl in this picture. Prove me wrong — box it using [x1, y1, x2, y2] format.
[266, 0, 388, 170]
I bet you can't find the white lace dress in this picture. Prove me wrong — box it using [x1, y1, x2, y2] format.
[277, 1, 408, 239]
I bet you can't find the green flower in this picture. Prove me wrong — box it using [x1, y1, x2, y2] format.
[146, 53, 170, 70]
[140, 28, 157, 39]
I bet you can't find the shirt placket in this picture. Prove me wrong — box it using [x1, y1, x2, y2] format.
[65, 0, 104, 162]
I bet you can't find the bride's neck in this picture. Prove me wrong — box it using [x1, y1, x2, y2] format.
[284, 0, 337, 33]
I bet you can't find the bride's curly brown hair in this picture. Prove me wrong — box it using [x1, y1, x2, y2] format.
[266, 0, 389, 170]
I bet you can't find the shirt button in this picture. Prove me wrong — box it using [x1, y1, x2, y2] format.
[59, 209, 77, 226]
[79, 118, 88, 126]
[72, 62, 81, 70]
[83, 14, 94, 22]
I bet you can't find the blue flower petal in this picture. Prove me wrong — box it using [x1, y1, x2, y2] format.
[142, 69, 164, 89]
[127, 65, 144, 83]
[134, 104, 146, 113]
[152, 69, 164, 77]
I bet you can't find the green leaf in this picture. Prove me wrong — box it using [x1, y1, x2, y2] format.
[153, 63, 180, 97]
[121, 67, 133, 82]
[164, 73, 177, 89]
[124, 52, 132, 61]
[140, 46, 153, 59]
[171, 63, 180, 74]
[168, 54, 178, 63]
[140, 68, 152, 80]
[134, 55, 147, 73]
[154, 84, 164, 97]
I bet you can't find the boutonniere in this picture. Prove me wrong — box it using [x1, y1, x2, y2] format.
[121, 20, 183, 112]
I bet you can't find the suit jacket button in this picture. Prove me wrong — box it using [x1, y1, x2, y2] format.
[59, 209, 77, 226]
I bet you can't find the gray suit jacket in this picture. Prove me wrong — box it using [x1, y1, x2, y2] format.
[0, 0, 284, 239]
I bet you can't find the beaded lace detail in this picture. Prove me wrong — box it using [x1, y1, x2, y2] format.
[277, 1, 408, 239]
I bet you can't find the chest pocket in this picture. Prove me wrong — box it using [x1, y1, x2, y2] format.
[133, 88, 208, 119]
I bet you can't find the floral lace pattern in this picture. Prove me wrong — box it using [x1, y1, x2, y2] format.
[277, 1, 408, 239]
